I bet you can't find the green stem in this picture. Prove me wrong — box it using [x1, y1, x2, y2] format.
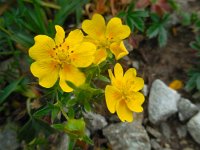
[0, 51, 20, 55]
[68, 137, 76, 150]
[0, 26, 12, 36]
[55, 90, 69, 120]
[26, 98, 32, 118]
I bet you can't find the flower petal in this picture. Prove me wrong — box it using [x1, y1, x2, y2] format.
[29, 35, 55, 60]
[59, 64, 85, 92]
[114, 63, 124, 79]
[82, 14, 106, 40]
[70, 42, 96, 67]
[106, 17, 130, 41]
[93, 48, 107, 65]
[55, 25, 65, 46]
[116, 100, 133, 122]
[110, 41, 129, 60]
[65, 29, 84, 47]
[30, 60, 59, 88]
[105, 85, 121, 113]
[126, 92, 144, 112]
[131, 77, 144, 92]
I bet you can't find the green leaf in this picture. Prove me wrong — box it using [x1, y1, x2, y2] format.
[196, 76, 200, 91]
[147, 24, 160, 38]
[150, 13, 160, 22]
[127, 2, 135, 13]
[33, 106, 51, 118]
[117, 11, 127, 18]
[98, 75, 110, 83]
[18, 118, 55, 142]
[129, 10, 149, 18]
[190, 42, 200, 51]
[181, 12, 191, 26]
[131, 17, 144, 32]
[126, 16, 134, 31]
[185, 74, 199, 91]
[0, 77, 23, 105]
[158, 27, 167, 47]
[84, 100, 91, 112]
[82, 135, 93, 145]
[65, 118, 85, 135]
[68, 107, 75, 119]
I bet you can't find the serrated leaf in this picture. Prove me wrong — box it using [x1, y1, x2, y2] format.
[147, 24, 160, 38]
[131, 17, 144, 32]
[158, 27, 167, 47]
[126, 16, 134, 31]
[129, 10, 148, 18]
[185, 74, 198, 91]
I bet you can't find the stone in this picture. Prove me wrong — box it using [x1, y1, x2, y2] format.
[57, 134, 69, 150]
[124, 39, 133, 52]
[178, 98, 198, 121]
[0, 124, 19, 150]
[176, 125, 187, 139]
[84, 112, 107, 131]
[187, 112, 200, 144]
[150, 139, 162, 150]
[160, 122, 172, 140]
[142, 84, 148, 97]
[148, 79, 181, 124]
[146, 126, 162, 139]
[132, 60, 139, 70]
[103, 121, 151, 150]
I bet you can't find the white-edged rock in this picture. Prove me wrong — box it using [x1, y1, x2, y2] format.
[148, 79, 180, 124]
[187, 112, 200, 144]
[103, 121, 151, 150]
[178, 98, 198, 121]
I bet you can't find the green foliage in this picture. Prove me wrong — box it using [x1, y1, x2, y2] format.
[147, 13, 170, 47]
[186, 35, 200, 96]
[118, 3, 149, 32]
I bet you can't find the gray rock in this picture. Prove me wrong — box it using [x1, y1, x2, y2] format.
[150, 139, 162, 150]
[132, 60, 139, 70]
[0, 125, 19, 150]
[176, 125, 187, 139]
[103, 121, 151, 150]
[148, 79, 181, 124]
[146, 126, 162, 139]
[124, 39, 133, 52]
[84, 112, 107, 131]
[187, 112, 200, 144]
[142, 84, 148, 97]
[160, 122, 172, 140]
[178, 98, 198, 121]
[57, 134, 69, 150]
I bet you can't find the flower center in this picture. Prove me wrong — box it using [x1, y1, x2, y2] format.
[51, 44, 73, 64]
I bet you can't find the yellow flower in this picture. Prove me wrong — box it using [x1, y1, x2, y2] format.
[29, 25, 96, 92]
[169, 80, 183, 90]
[105, 63, 145, 122]
[82, 14, 131, 65]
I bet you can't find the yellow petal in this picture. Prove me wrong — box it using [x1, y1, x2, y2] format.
[82, 14, 106, 40]
[114, 63, 124, 79]
[93, 48, 107, 65]
[29, 35, 55, 60]
[55, 25, 65, 46]
[70, 42, 96, 67]
[124, 68, 137, 79]
[126, 92, 144, 112]
[116, 100, 133, 122]
[65, 29, 84, 47]
[110, 41, 129, 60]
[131, 77, 144, 92]
[59, 64, 85, 92]
[106, 17, 130, 41]
[169, 80, 183, 90]
[30, 60, 59, 88]
[105, 85, 121, 113]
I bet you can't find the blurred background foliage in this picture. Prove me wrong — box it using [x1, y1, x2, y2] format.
[0, 0, 200, 149]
